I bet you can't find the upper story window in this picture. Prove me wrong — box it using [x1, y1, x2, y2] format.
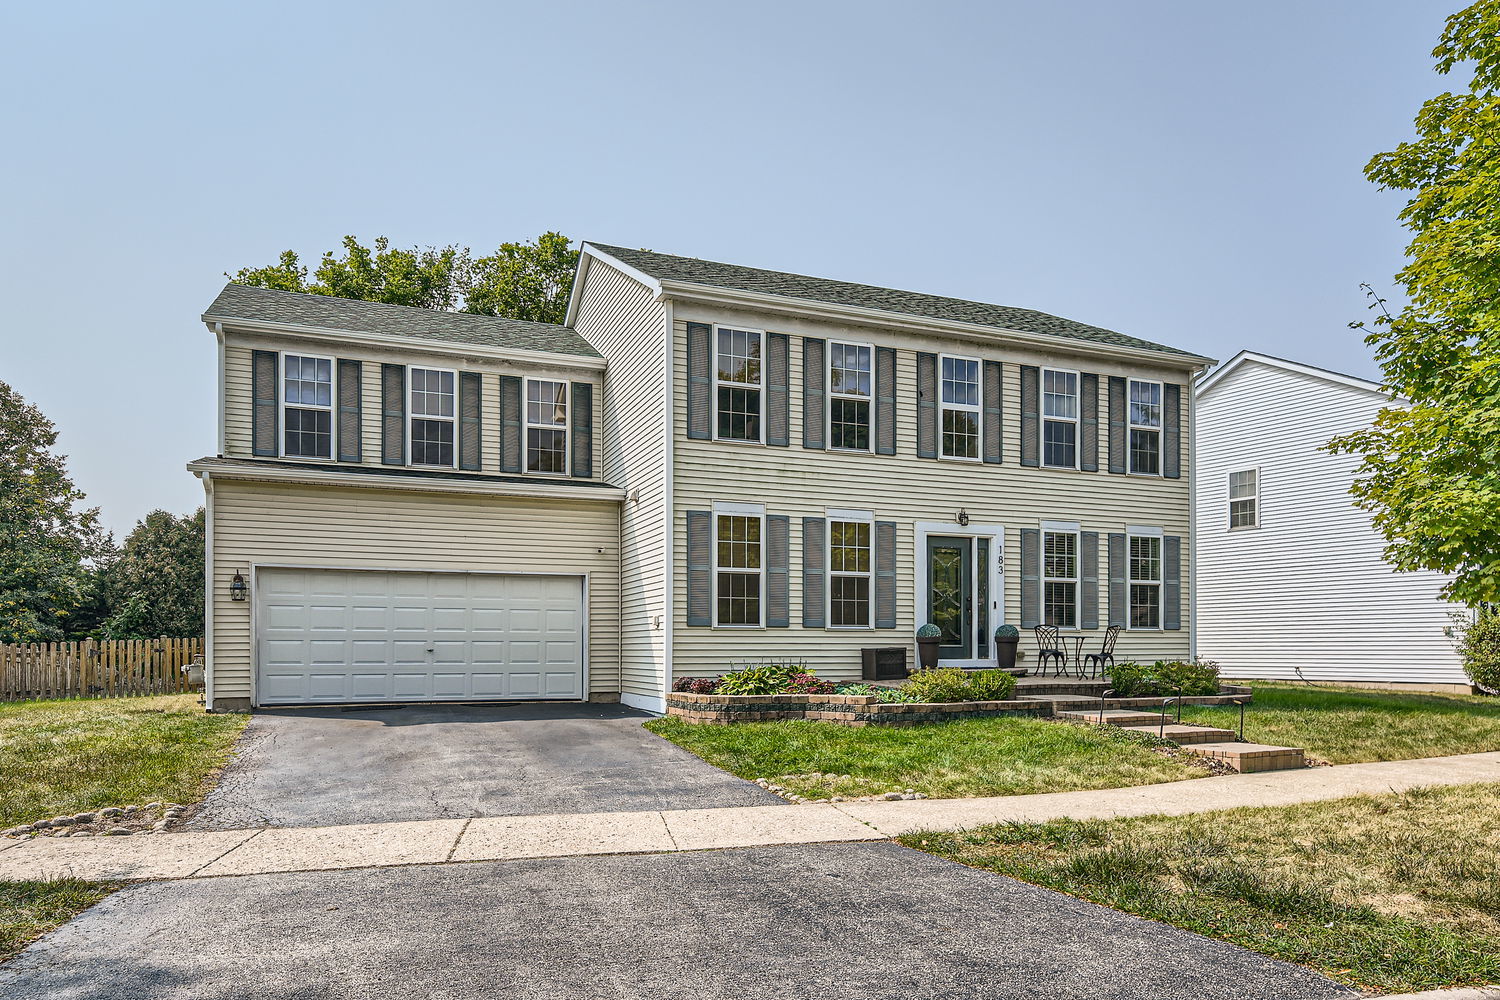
[526, 379, 569, 474]
[282, 355, 332, 459]
[1129, 531, 1162, 629]
[1042, 368, 1078, 468]
[828, 342, 872, 451]
[1043, 528, 1079, 628]
[714, 502, 764, 627]
[940, 355, 981, 460]
[1229, 469, 1259, 528]
[828, 510, 873, 628]
[715, 327, 762, 442]
[409, 367, 456, 467]
[1129, 379, 1162, 475]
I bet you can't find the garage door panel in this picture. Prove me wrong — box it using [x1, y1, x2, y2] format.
[256, 569, 584, 706]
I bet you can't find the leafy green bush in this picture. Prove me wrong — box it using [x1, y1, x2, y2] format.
[898, 668, 1017, 703]
[716, 662, 804, 696]
[1108, 661, 1155, 698]
[834, 683, 880, 696]
[1455, 610, 1500, 694]
[1108, 659, 1220, 698]
[967, 669, 1018, 701]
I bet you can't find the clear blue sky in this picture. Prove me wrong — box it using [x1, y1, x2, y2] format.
[0, 0, 1453, 538]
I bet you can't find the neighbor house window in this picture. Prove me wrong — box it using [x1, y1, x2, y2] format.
[1129, 379, 1162, 475]
[940, 355, 981, 459]
[1042, 369, 1079, 468]
[828, 342, 873, 451]
[526, 379, 569, 474]
[1229, 469, 1259, 528]
[714, 503, 764, 627]
[828, 511, 873, 628]
[1129, 531, 1162, 629]
[1043, 528, 1079, 628]
[282, 354, 333, 459]
[715, 326, 762, 442]
[409, 367, 455, 467]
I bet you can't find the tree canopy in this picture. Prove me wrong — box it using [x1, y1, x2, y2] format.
[1329, 0, 1500, 606]
[231, 231, 579, 324]
[100, 509, 205, 640]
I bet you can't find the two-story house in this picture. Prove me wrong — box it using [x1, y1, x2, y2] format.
[191, 244, 1213, 712]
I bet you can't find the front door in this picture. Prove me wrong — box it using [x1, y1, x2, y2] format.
[926, 536, 972, 660]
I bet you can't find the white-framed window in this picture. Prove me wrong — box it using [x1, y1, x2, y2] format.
[1042, 524, 1080, 628]
[714, 325, 763, 443]
[409, 366, 456, 467]
[1129, 379, 1163, 476]
[1229, 469, 1259, 528]
[713, 501, 764, 627]
[940, 354, 982, 460]
[281, 354, 334, 459]
[1128, 527, 1163, 630]
[526, 378, 569, 474]
[827, 508, 874, 628]
[1042, 368, 1079, 469]
[828, 341, 873, 452]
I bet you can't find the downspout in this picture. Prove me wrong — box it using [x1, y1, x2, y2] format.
[1188, 369, 1199, 661]
[661, 297, 675, 709]
[202, 472, 215, 711]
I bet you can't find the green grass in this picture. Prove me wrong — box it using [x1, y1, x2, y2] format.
[903, 782, 1500, 994]
[1185, 682, 1500, 764]
[0, 694, 248, 828]
[646, 715, 1204, 799]
[0, 879, 121, 963]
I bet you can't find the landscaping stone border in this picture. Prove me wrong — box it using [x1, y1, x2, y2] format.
[666, 693, 1052, 726]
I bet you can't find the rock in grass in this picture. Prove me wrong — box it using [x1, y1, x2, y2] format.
[104, 827, 132, 836]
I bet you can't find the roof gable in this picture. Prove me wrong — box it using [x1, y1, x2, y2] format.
[1196, 350, 1393, 400]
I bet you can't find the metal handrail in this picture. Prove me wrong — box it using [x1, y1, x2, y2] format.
[1098, 688, 1114, 725]
[1159, 697, 1179, 739]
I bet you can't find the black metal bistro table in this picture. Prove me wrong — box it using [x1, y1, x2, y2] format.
[1062, 635, 1088, 677]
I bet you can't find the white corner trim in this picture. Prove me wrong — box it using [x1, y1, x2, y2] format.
[563, 250, 592, 327]
[621, 692, 665, 715]
[661, 297, 676, 703]
[201, 473, 215, 711]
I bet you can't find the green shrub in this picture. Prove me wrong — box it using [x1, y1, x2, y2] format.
[967, 669, 1018, 701]
[1455, 610, 1500, 694]
[834, 683, 879, 696]
[900, 668, 1016, 703]
[1108, 661, 1155, 697]
[1108, 659, 1220, 698]
[716, 661, 804, 696]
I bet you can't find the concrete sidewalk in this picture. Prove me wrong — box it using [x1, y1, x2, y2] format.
[2, 750, 1496, 883]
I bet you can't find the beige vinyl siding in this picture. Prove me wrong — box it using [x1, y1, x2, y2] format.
[571, 259, 669, 703]
[208, 480, 621, 704]
[221, 340, 601, 478]
[1195, 359, 1465, 684]
[669, 309, 1196, 680]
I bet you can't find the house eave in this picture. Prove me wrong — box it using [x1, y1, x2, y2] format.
[186, 458, 626, 502]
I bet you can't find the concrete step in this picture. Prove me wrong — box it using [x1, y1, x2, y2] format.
[1056, 709, 1170, 727]
[1119, 724, 1238, 745]
[1181, 742, 1306, 773]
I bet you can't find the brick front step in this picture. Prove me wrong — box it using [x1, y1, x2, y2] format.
[1119, 724, 1238, 744]
[1056, 709, 1170, 726]
[1181, 742, 1306, 773]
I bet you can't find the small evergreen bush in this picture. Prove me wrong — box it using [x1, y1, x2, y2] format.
[1455, 610, 1500, 694]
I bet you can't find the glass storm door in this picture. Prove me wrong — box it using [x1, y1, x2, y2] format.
[927, 536, 972, 659]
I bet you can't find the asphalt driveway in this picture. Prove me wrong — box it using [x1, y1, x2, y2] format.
[0, 842, 1353, 1000]
[190, 702, 781, 829]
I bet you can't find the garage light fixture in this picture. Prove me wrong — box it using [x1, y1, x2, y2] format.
[230, 572, 248, 602]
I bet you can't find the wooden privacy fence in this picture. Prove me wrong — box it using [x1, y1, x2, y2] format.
[0, 638, 203, 702]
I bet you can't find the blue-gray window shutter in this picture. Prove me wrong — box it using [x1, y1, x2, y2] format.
[380, 363, 405, 466]
[875, 347, 897, 456]
[686, 511, 711, 627]
[1164, 534, 1182, 630]
[336, 359, 362, 463]
[916, 352, 938, 459]
[766, 334, 790, 447]
[1019, 365, 1040, 467]
[687, 322, 712, 441]
[571, 381, 593, 478]
[1080, 531, 1099, 630]
[251, 350, 278, 457]
[1019, 528, 1041, 628]
[498, 375, 522, 473]
[802, 517, 826, 627]
[1108, 376, 1127, 475]
[1108, 533, 1127, 627]
[767, 515, 790, 627]
[983, 360, 1003, 464]
[1080, 373, 1099, 472]
[802, 338, 826, 450]
[875, 520, 897, 629]
[459, 372, 483, 471]
[1163, 383, 1182, 479]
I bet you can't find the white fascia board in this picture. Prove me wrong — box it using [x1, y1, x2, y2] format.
[202, 315, 608, 372]
[1195, 350, 1398, 400]
[578, 244, 665, 300]
[659, 281, 1216, 372]
[185, 459, 625, 503]
[563, 251, 593, 327]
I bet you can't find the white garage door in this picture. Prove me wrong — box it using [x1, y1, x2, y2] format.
[255, 568, 584, 705]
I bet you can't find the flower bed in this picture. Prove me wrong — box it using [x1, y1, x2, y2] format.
[665, 691, 1050, 727]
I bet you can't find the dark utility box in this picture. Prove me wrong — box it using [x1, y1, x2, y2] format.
[861, 647, 909, 681]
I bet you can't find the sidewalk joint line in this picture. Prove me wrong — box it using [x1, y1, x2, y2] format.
[187, 826, 266, 877]
[445, 817, 473, 863]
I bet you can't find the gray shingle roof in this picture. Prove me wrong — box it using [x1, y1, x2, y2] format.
[203, 283, 601, 358]
[589, 243, 1208, 362]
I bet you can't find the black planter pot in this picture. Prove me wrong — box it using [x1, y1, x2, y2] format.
[994, 636, 1019, 669]
[916, 636, 941, 670]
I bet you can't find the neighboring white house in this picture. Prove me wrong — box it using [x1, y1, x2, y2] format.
[1194, 351, 1467, 689]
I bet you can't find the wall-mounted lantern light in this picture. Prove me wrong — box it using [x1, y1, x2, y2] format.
[956, 508, 970, 526]
[230, 572, 248, 602]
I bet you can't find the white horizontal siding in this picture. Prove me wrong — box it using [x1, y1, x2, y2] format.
[1194, 360, 1465, 684]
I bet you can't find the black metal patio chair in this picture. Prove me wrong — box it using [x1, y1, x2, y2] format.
[1082, 624, 1122, 679]
[1032, 625, 1067, 676]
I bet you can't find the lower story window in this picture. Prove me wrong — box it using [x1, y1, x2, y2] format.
[828, 515, 873, 627]
[715, 508, 763, 626]
[1043, 530, 1078, 627]
[1129, 534, 1162, 629]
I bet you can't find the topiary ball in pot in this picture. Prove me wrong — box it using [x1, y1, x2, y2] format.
[915, 623, 943, 669]
[992, 624, 1020, 669]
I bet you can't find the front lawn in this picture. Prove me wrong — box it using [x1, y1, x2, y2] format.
[0, 694, 247, 829]
[1183, 682, 1500, 764]
[906, 782, 1500, 994]
[646, 715, 1205, 800]
[1, 879, 120, 963]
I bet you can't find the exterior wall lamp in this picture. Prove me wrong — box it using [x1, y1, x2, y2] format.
[956, 508, 970, 526]
[230, 572, 248, 602]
